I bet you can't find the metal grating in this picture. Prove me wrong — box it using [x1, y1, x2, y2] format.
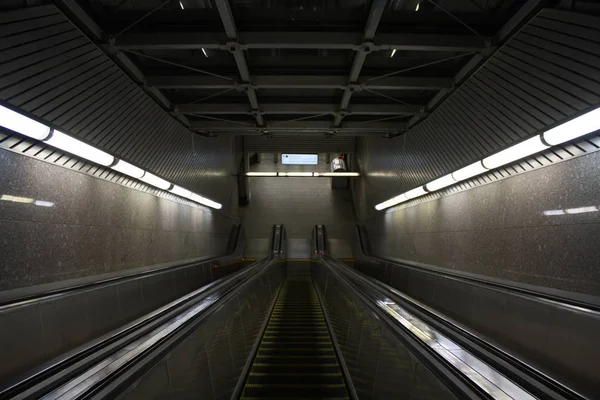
[357, 9, 600, 211]
[0, 5, 236, 203]
[243, 135, 356, 153]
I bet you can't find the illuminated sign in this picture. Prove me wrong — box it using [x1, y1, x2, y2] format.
[281, 154, 318, 165]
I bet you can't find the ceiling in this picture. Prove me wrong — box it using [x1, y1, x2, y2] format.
[51, 0, 567, 137]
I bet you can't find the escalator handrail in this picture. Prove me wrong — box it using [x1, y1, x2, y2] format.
[316, 256, 488, 400]
[0, 224, 274, 400]
[47, 254, 286, 400]
[354, 225, 600, 313]
[4, 254, 277, 400]
[0, 224, 244, 309]
[322, 256, 586, 400]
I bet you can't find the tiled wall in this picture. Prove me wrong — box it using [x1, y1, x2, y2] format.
[353, 140, 600, 296]
[241, 154, 357, 244]
[0, 149, 239, 291]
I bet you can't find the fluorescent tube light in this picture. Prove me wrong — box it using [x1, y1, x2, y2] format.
[202, 48, 208, 57]
[140, 172, 172, 190]
[543, 107, 600, 146]
[170, 185, 192, 198]
[452, 161, 487, 182]
[405, 187, 427, 199]
[0, 104, 51, 140]
[179, 1, 184, 9]
[280, 172, 313, 177]
[247, 172, 278, 176]
[375, 194, 407, 211]
[111, 160, 145, 179]
[415, 2, 420, 11]
[45, 130, 114, 166]
[189, 193, 222, 209]
[482, 136, 549, 170]
[320, 172, 360, 177]
[425, 174, 456, 192]
[391, 49, 397, 58]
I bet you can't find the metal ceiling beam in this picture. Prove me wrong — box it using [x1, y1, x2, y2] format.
[179, 103, 420, 115]
[189, 120, 407, 135]
[147, 75, 452, 90]
[335, 0, 388, 127]
[115, 32, 484, 52]
[214, 0, 263, 126]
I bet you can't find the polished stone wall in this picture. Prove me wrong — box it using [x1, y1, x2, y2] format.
[354, 140, 600, 296]
[0, 150, 238, 291]
[241, 154, 357, 243]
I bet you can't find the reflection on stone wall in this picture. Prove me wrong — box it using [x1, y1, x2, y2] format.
[0, 150, 238, 291]
[354, 138, 600, 296]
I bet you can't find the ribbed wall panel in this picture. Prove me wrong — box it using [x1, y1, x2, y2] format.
[356, 9, 600, 211]
[243, 136, 356, 153]
[0, 5, 235, 206]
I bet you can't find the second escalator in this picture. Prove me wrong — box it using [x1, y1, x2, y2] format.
[241, 276, 350, 399]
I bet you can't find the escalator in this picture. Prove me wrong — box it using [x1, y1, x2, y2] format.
[241, 276, 349, 399]
[3, 225, 580, 400]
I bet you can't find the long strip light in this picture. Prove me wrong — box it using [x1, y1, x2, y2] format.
[111, 160, 145, 179]
[47, 131, 115, 166]
[0, 105, 50, 140]
[375, 106, 600, 211]
[0, 104, 223, 210]
[245, 172, 361, 177]
[140, 172, 172, 191]
[246, 172, 278, 177]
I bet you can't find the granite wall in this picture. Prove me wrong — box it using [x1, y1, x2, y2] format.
[354, 139, 600, 296]
[240, 154, 356, 257]
[0, 149, 239, 292]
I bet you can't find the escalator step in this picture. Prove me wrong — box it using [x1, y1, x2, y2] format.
[240, 278, 350, 399]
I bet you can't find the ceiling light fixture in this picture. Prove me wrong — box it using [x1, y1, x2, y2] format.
[179, 1, 184, 9]
[202, 48, 208, 57]
[451, 161, 487, 182]
[320, 172, 360, 177]
[1, 104, 223, 210]
[425, 174, 455, 192]
[246, 172, 278, 176]
[189, 193, 222, 209]
[169, 185, 192, 198]
[46, 130, 115, 166]
[543, 107, 600, 146]
[391, 49, 397, 58]
[482, 136, 549, 170]
[111, 160, 145, 179]
[0, 104, 51, 140]
[415, 2, 420, 11]
[140, 172, 172, 190]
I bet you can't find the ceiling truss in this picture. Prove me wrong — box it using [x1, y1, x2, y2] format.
[55, 0, 546, 138]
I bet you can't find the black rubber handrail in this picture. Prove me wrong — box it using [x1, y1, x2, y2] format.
[67, 225, 286, 400]
[0, 224, 243, 309]
[314, 255, 488, 400]
[323, 255, 587, 400]
[2, 252, 274, 400]
[354, 225, 600, 313]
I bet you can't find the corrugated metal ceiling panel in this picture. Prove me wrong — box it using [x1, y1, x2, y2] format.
[0, 5, 236, 203]
[361, 9, 600, 198]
